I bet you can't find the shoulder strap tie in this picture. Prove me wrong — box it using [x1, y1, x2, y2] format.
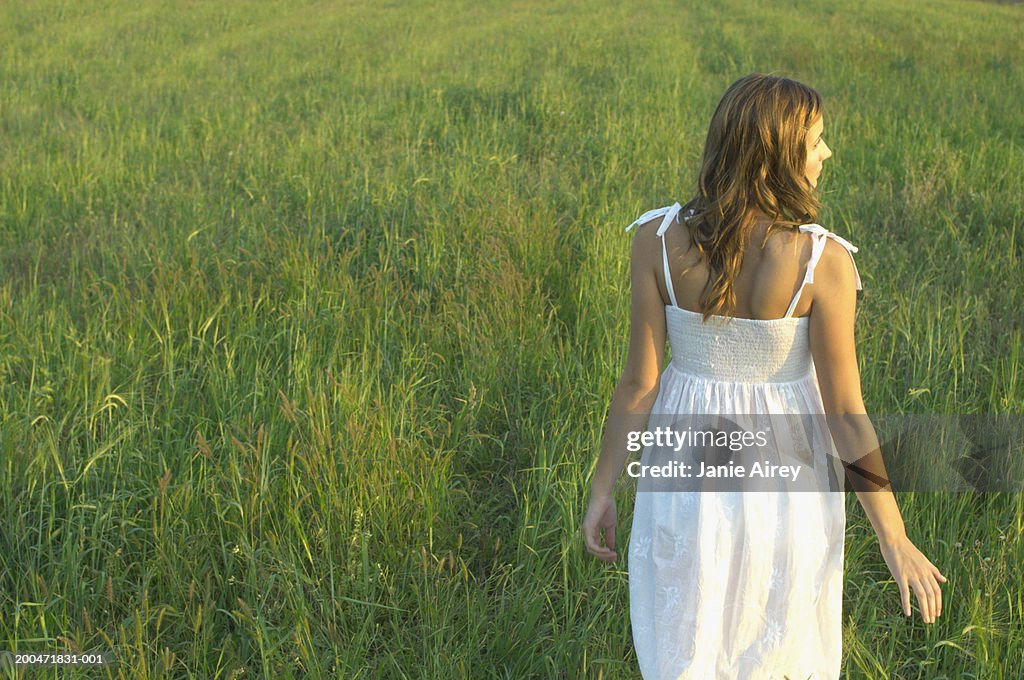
[625, 203, 684, 308]
[784, 224, 863, 318]
[625, 202, 683, 237]
[796, 224, 863, 290]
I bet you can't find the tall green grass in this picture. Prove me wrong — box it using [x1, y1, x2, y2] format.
[0, 0, 1021, 677]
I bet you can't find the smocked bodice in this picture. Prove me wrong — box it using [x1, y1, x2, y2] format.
[666, 306, 812, 383]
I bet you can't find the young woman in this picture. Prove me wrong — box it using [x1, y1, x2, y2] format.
[581, 74, 947, 679]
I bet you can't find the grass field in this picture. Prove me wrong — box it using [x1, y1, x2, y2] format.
[1, 0, 1022, 677]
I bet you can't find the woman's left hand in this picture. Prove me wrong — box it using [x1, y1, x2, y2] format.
[582, 494, 618, 563]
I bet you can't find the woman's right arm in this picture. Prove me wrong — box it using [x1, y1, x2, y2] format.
[810, 238, 947, 623]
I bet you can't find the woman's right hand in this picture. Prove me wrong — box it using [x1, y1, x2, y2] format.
[878, 534, 948, 623]
[582, 494, 618, 562]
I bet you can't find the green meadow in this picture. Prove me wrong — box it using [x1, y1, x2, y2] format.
[1, 0, 1022, 677]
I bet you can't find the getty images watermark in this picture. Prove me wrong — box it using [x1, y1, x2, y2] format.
[625, 414, 1024, 494]
[626, 425, 804, 482]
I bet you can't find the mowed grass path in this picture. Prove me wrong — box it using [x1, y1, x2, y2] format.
[1, 0, 1022, 677]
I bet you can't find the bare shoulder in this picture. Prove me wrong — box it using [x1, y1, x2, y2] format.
[628, 213, 663, 261]
[628, 210, 687, 265]
[814, 237, 858, 292]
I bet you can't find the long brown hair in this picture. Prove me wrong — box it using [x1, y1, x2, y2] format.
[682, 74, 824, 321]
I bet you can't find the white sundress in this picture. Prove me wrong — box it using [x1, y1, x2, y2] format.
[624, 203, 863, 680]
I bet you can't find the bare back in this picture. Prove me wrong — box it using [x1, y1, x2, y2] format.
[655, 217, 816, 320]
[624, 201, 866, 417]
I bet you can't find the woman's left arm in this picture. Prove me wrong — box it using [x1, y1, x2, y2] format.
[582, 221, 667, 562]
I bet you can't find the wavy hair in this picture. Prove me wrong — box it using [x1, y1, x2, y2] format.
[681, 74, 824, 320]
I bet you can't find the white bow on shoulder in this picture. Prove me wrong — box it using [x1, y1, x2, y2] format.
[625, 202, 684, 237]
